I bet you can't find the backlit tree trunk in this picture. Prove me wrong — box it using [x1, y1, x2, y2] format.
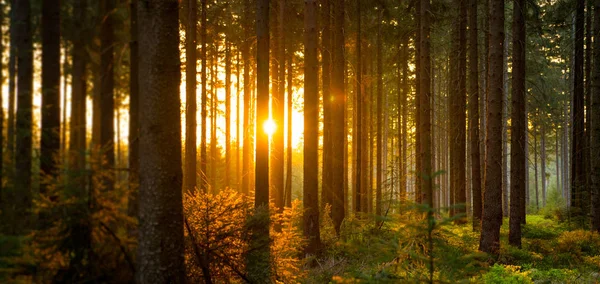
[185, 0, 197, 192]
[468, 0, 482, 230]
[303, 0, 321, 254]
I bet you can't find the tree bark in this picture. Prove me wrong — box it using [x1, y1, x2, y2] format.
[572, 0, 586, 221]
[331, 0, 346, 234]
[419, 0, 433, 207]
[41, 0, 61, 194]
[479, 0, 504, 254]
[128, 0, 139, 222]
[271, 0, 284, 210]
[100, 0, 116, 191]
[321, 0, 333, 212]
[247, 0, 271, 279]
[303, 0, 321, 255]
[591, 0, 600, 232]
[376, 8, 383, 217]
[468, 0, 482, 230]
[509, 0, 526, 247]
[201, 0, 208, 192]
[242, 0, 251, 195]
[14, 0, 34, 234]
[185, 0, 197, 192]
[226, 39, 232, 189]
[136, 1, 184, 281]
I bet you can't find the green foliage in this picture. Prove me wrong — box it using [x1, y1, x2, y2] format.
[480, 264, 533, 284]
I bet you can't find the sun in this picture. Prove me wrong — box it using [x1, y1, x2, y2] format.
[263, 119, 277, 137]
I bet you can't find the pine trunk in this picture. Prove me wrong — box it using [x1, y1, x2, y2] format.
[136, 1, 184, 280]
[479, 0, 504, 254]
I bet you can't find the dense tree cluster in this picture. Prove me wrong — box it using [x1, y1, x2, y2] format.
[0, 0, 599, 282]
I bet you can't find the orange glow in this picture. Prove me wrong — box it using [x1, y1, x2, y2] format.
[263, 119, 277, 137]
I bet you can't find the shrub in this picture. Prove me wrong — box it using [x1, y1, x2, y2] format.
[480, 265, 532, 284]
[183, 189, 306, 283]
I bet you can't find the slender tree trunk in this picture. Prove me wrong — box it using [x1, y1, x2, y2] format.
[572, 0, 586, 221]
[534, 127, 539, 211]
[7, 2, 16, 168]
[419, 0, 433, 206]
[185, 0, 197, 192]
[479, 0, 504, 254]
[14, 0, 34, 234]
[541, 124, 547, 207]
[468, 0, 482, 230]
[502, 25, 510, 218]
[127, 0, 139, 220]
[271, 0, 284, 210]
[201, 0, 208, 192]
[303, 0, 321, 254]
[210, 49, 217, 192]
[242, 0, 250, 195]
[509, 0, 526, 246]
[100, 0, 116, 191]
[401, 41, 408, 203]
[355, 1, 363, 213]
[136, 1, 184, 281]
[247, 0, 271, 279]
[285, 32, 293, 207]
[415, 0, 422, 202]
[331, 0, 346, 234]
[321, 0, 333, 212]
[226, 39, 232, 189]
[376, 8, 383, 217]
[591, 0, 600, 232]
[450, 0, 467, 221]
[237, 51, 241, 190]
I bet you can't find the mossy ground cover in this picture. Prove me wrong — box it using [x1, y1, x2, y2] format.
[306, 213, 600, 283]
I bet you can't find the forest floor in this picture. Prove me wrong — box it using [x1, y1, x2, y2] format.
[2, 202, 600, 283]
[307, 210, 600, 283]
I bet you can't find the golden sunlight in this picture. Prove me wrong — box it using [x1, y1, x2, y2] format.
[263, 119, 277, 137]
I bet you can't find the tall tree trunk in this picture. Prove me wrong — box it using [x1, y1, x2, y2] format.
[509, 0, 526, 246]
[534, 126, 539, 210]
[210, 49, 217, 192]
[136, 1, 184, 281]
[376, 8, 383, 217]
[401, 41, 408, 203]
[591, 0, 600, 232]
[185, 0, 197, 192]
[225, 39, 232, 189]
[585, 0, 592, 212]
[14, 0, 34, 234]
[321, 0, 333, 212]
[468, 0, 482, 230]
[242, 0, 250, 195]
[541, 124, 547, 207]
[127, 0, 139, 220]
[419, 0, 433, 206]
[201, 0, 208, 192]
[355, 1, 364, 213]
[450, 0, 467, 221]
[572, 0, 586, 221]
[41, 0, 61, 194]
[285, 18, 293, 207]
[100, 0, 115, 191]
[502, 24, 510, 218]
[479, 0, 504, 254]
[415, 0, 422, 202]
[7, 2, 16, 169]
[303, 0, 321, 254]
[331, 0, 346, 234]
[247, 0, 271, 279]
[236, 51, 241, 190]
[271, 0, 284, 210]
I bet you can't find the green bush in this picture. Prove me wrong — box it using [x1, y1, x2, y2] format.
[481, 264, 532, 284]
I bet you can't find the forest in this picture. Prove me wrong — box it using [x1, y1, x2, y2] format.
[1, 0, 600, 282]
